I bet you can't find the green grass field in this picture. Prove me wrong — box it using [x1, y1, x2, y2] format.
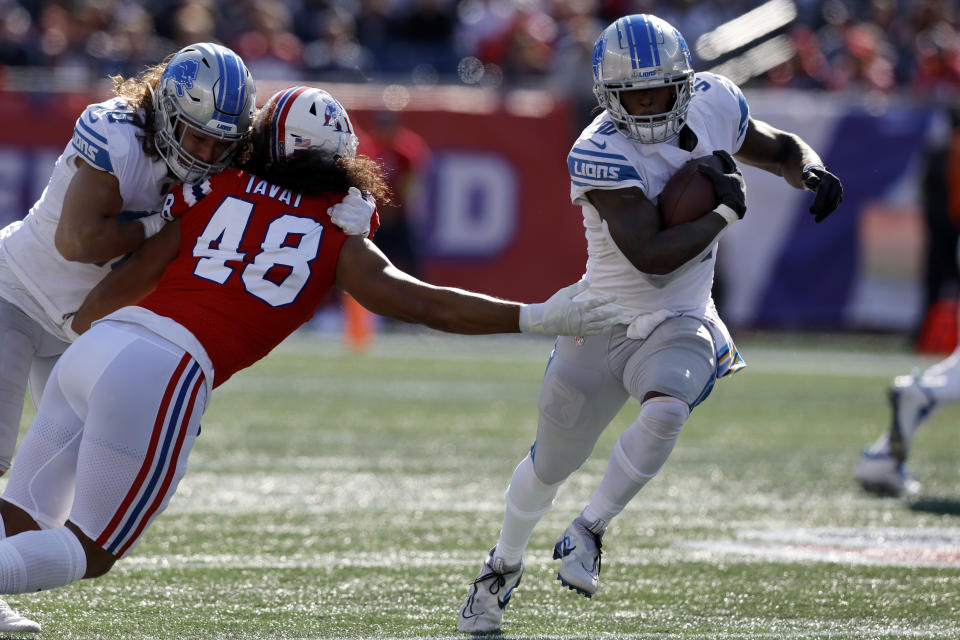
[6, 330, 959, 639]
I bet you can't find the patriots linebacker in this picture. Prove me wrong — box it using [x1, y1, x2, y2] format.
[0, 86, 618, 629]
[0, 42, 260, 633]
[459, 13, 844, 633]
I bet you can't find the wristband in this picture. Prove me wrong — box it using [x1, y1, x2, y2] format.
[714, 204, 740, 226]
[138, 213, 165, 238]
[518, 303, 542, 334]
[802, 163, 824, 174]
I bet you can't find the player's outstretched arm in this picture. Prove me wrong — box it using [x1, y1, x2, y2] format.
[735, 117, 843, 222]
[335, 237, 618, 336]
[55, 160, 160, 263]
[69, 220, 181, 336]
[587, 186, 729, 275]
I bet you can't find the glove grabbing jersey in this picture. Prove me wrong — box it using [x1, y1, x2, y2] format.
[519, 280, 619, 336]
[328, 187, 375, 236]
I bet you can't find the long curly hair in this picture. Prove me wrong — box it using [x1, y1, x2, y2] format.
[109, 53, 174, 160]
[242, 99, 391, 204]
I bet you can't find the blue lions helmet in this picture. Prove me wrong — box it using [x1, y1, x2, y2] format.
[153, 43, 256, 184]
[592, 14, 695, 144]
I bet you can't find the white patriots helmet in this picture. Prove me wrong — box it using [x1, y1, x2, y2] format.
[153, 42, 256, 184]
[256, 86, 359, 166]
[592, 14, 695, 144]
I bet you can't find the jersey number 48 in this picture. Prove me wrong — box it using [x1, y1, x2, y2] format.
[192, 196, 323, 307]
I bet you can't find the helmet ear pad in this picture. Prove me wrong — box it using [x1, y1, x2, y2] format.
[153, 42, 256, 184]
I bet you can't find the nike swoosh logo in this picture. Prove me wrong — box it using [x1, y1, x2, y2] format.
[589, 140, 607, 150]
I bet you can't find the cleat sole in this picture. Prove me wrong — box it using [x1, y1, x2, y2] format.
[556, 574, 594, 598]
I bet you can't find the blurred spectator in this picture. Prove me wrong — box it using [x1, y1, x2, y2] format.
[169, 1, 217, 48]
[915, 105, 960, 346]
[300, 5, 374, 81]
[0, 1, 37, 67]
[228, 0, 303, 80]
[0, 0, 955, 98]
[550, 11, 604, 129]
[363, 110, 432, 278]
[97, 4, 172, 77]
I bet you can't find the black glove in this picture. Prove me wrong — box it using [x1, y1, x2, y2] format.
[697, 150, 746, 219]
[801, 164, 843, 223]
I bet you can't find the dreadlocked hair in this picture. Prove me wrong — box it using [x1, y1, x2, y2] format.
[109, 51, 175, 160]
[244, 151, 392, 206]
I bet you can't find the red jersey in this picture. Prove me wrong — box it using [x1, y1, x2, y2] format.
[139, 169, 368, 387]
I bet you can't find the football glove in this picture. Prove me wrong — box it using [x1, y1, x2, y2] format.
[697, 150, 747, 220]
[328, 187, 375, 236]
[519, 280, 620, 336]
[801, 164, 843, 222]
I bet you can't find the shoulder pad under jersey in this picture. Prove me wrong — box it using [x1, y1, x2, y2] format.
[70, 99, 140, 174]
[568, 119, 647, 193]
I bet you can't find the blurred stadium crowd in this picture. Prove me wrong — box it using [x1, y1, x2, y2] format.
[0, 0, 956, 98]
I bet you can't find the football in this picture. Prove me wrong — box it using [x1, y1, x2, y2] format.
[657, 154, 724, 228]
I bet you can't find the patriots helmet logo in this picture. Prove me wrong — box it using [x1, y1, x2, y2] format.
[324, 102, 350, 132]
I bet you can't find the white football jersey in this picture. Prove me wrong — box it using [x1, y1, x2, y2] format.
[567, 72, 749, 339]
[0, 97, 172, 341]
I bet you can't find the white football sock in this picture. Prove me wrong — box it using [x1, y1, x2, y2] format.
[583, 396, 689, 523]
[0, 527, 86, 593]
[495, 455, 561, 566]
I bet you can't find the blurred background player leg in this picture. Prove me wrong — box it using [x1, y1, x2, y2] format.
[854, 345, 960, 497]
[856, 125, 960, 498]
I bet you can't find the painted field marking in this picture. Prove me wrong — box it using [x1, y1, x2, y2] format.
[684, 527, 960, 568]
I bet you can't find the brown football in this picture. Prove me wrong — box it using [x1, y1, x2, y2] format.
[657, 154, 724, 228]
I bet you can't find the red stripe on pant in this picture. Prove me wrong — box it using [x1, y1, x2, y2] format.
[116, 371, 204, 557]
[96, 353, 192, 550]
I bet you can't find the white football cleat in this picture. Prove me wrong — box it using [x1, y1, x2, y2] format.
[886, 373, 936, 462]
[553, 515, 605, 597]
[854, 448, 921, 497]
[0, 598, 40, 633]
[855, 373, 934, 497]
[458, 548, 523, 633]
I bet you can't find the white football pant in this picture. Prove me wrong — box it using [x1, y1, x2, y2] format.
[0, 297, 69, 474]
[3, 320, 207, 557]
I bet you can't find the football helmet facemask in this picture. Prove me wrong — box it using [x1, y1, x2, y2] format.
[255, 86, 359, 166]
[592, 14, 695, 144]
[153, 42, 256, 184]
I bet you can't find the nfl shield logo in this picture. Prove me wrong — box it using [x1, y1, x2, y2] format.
[574, 336, 585, 346]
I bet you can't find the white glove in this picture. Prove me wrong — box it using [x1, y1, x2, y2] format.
[328, 186, 375, 236]
[138, 212, 166, 239]
[519, 280, 620, 336]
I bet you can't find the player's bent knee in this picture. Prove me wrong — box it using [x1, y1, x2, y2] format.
[0, 498, 42, 536]
[639, 396, 690, 436]
[65, 521, 116, 578]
